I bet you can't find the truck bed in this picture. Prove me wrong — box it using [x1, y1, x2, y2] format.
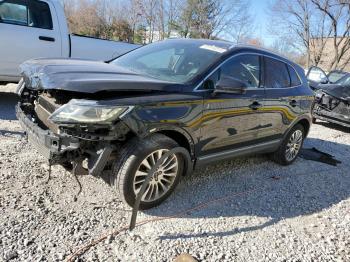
[70, 35, 140, 62]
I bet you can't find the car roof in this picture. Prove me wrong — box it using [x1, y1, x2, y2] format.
[164, 38, 296, 65]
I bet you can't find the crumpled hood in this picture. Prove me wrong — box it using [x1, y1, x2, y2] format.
[317, 83, 350, 101]
[20, 58, 184, 93]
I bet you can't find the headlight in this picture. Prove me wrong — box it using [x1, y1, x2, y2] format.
[48, 99, 132, 124]
[315, 90, 323, 100]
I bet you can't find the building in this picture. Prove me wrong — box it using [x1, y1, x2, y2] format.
[310, 37, 350, 72]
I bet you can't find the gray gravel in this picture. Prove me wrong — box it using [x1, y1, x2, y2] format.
[0, 92, 349, 261]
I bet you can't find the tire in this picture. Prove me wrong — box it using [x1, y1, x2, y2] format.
[110, 134, 184, 210]
[272, 124, 305, 166]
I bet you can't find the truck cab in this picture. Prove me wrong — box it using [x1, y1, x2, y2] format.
[0, 0, 139, 82]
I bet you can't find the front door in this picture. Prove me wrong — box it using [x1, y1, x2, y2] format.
[198, 54, 265, 157]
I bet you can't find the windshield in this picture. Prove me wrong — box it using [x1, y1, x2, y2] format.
[110, 40, 230, 83]
[336, 74, 350, 85]
[328, 71, 347, 83]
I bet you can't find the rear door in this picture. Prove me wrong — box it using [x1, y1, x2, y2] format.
[258, 57, 302, 140]
[199, 54, 265, 156]
[0, 0, 61, 79]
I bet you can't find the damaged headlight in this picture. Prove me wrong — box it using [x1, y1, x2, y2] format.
[48, 99, 132, 124]
[315, 90, 324, 102]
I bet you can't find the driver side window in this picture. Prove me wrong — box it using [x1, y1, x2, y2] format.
[220, 54, 261, 88]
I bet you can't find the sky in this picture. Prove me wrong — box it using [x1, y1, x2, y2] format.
[250, 0, 276, 46]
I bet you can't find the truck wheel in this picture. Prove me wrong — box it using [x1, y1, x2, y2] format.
[272, 124, 305, 166]
[110, 134, 184, 210]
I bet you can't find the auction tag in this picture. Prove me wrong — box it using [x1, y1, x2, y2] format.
[200, 44, 227, 53]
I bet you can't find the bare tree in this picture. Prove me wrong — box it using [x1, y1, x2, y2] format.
[311, 0, 350, 70]
[269, 0, 350, 70]
[174, 0, 254, 40]
[61, 0, 255, 44]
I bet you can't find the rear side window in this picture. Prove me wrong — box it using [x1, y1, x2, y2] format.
[0, 0, 28, 26]
[264, 57, 290, 88]
[221, 54, 261, 88]
[0, 0, 52, 29]
[287, 64, 301, 86]
[28, 0, 52, 29]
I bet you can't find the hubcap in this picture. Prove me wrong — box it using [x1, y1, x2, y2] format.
[285, 130, 303, 161]
[133, 149, 178, 202]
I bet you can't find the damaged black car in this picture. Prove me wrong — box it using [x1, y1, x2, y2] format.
[307, 66, 350, 128]
[16, 39, 314, 209]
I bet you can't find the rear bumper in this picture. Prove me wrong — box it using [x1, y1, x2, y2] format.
[16, 104, 80, 162]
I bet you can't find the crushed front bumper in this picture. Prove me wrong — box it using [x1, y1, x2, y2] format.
[16, 104, 80, 162]
[313, 104, 350, 128]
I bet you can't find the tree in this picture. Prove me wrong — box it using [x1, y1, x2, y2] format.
[61, 0, 255, 45]
[174, 0, 253, 40]
[311, 0, 350, 70]
[269, 0, 350, 70]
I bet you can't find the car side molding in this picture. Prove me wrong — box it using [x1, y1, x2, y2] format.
[196, 139, 281, 167]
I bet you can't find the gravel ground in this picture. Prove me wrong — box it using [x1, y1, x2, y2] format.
[0, 92, 349, 262]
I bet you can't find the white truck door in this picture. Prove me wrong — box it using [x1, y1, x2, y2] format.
[0, 0, 61, 80]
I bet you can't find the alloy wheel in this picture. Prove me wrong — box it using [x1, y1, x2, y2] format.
[285, 129, 303, 162]
[133, 149, 179, 202]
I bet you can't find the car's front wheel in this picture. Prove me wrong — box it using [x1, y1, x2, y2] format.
[272, 124, 305, 165]
[110, 134, 184, 210]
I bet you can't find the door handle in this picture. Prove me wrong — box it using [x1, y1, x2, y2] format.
[39, 36, 55, 42]
[249, 101, 262, 110]
[289, 100, 298, 107]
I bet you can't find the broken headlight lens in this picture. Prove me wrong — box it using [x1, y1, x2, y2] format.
[49, 99, 132, 124]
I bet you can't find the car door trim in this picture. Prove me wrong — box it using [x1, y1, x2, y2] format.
[196, 139, 281, 166]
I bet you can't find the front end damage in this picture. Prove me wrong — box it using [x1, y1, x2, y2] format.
[313, 90, 350, 127]
[16, 86, 132, 177]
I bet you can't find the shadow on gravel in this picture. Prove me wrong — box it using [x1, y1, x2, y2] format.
[0, 93, 18, 120]
[0, 129, 25, 137]
[148, 138, 350, 240]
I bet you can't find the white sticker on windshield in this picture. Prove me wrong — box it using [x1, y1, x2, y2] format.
[200, 44, 227, 53]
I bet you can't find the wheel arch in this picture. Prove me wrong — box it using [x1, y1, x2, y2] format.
[297, 118, 311, 136]
[143, 126, 196, 176]
[282, 116, 312, 141]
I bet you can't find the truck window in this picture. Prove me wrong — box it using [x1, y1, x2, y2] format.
[28, 0, 53, 30]
[0, 0, 28, 26]
[0, 0, 52, 29]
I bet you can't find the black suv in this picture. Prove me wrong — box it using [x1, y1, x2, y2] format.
[16, 39, 314, 209]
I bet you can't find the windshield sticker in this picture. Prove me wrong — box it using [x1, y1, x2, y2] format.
[200, 44, 227, 53]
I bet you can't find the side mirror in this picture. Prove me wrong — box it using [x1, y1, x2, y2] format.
[214, 77, 247, 94]
[320, 78, 328, 84]
[306, 66, 329, 85]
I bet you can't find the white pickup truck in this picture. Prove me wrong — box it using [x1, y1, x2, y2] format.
[0, 0, 139, 82]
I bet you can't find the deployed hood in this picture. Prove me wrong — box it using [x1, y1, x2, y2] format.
[317, 83, 350, 102]
[20, 58, 185, 93]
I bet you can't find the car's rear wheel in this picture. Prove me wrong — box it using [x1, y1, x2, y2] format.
[110, 134, 184, 210]
[272, 124, 305, 165]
